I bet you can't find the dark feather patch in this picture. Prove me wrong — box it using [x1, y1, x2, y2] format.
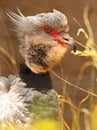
[19, 63, 53, 92]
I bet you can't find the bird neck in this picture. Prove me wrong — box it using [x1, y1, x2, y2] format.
[19, 62, 53, 92]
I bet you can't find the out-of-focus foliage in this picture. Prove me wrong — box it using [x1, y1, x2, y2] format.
[0, 119, 62, 130]
[91, 104, 97, 130]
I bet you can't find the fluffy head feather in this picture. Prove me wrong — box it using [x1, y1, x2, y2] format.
[7, 9, 75, 73]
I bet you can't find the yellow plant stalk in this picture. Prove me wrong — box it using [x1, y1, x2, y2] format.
[73, 6, 97, 69]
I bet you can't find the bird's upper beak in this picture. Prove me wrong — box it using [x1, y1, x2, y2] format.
[55, 33, 76, 52]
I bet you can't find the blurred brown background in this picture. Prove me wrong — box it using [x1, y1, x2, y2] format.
[0, 0, 97, 128]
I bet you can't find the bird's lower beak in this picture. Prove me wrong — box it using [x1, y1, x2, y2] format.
[55, 33, 76, 52]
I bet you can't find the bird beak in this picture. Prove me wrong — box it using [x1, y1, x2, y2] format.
[55, 33, 76, 52]
[63, 34, 76, 52]
[63, 33, 76, 52]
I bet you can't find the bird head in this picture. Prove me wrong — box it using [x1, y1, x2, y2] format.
[7, 9, 76, 73]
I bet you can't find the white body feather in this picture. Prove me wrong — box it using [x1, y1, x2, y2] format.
[0, 75, 60, 125]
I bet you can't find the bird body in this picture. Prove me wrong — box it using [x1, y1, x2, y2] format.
[0, 64, 60, 125]
[0, 9, 76, 126]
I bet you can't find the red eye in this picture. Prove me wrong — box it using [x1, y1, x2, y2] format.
[43, 25, 52, 33]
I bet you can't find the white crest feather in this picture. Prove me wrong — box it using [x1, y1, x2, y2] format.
[6, 8, 26, 27]
[16, 7, 24, 17]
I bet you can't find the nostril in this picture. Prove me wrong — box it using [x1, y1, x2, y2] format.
[63, 38, 69, 41]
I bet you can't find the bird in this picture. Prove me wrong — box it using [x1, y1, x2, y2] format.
[0, 9, 76, 127]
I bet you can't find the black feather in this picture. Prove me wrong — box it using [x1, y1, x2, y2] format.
[19, 63, 53, 92]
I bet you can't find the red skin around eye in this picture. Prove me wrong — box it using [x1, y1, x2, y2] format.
[41, 25, 61, 37]
[41, 25, 68, 48]
[49, 29, 61, 37]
